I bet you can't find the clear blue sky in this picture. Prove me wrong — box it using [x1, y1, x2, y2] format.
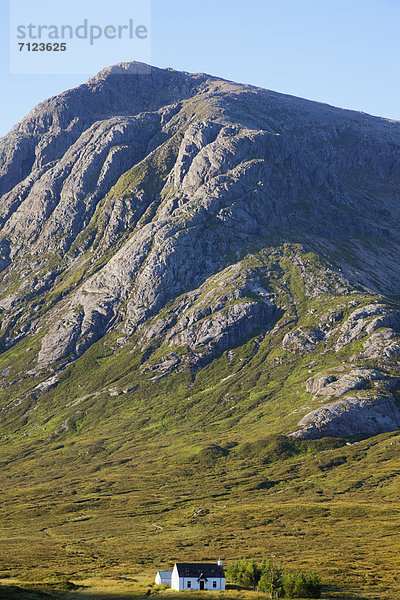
[1, 0, 399, 137]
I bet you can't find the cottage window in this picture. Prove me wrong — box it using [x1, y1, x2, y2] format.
[187, 581, 191, 588]
[213, 581, 217, 588]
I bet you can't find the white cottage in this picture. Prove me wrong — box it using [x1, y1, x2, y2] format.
[155, 570, 173, 585]
[171, 561, 225, 591]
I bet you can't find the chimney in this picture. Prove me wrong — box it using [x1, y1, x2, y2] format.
[218, 559, 222, 566]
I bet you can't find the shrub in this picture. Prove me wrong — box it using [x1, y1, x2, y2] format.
[227, 559, 321, 598]
[258, 562, 284, 598]
[283, 570, 321, 598]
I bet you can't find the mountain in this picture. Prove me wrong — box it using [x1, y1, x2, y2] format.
[0, 60, 399, 439]
[0, 62, 399, 597]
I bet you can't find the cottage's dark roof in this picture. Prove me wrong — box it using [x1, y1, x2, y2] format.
[175, 563, 225, 578]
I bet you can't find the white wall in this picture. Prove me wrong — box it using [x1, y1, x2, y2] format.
[155, 572, 172, 585]
[171, 565, 182, 591]
[175, 577, 225, 591]
[206, 578, 225, 591]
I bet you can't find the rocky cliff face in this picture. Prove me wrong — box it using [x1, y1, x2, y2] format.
[0, 61, 399, 442]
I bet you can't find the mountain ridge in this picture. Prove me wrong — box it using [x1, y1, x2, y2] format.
[0, 63, 399, 432]
[0, 61, 399, 445]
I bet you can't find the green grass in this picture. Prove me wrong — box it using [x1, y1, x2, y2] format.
[0, 579, 370, 600]
[0, 429, 399, 599]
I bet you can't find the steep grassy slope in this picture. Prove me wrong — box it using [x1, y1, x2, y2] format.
[0, 244, 397, 443]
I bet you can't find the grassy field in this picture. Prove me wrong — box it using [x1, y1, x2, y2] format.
[0, 424, 399, 599]
[0, 579, 390, 600]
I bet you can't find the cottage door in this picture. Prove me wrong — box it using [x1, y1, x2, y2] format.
[200, 581, 205, 590]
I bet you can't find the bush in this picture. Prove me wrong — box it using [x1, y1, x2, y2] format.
[258, 562, 284, 598]
[227, 558, 321, 598]
[283, 571, 321, 598]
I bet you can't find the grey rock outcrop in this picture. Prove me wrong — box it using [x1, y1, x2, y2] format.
[292, 367, 400, 438]
[283, 328, 325, 354]
[290, 395, 400, 440]
[306, 368, 389, 400]
[335, 305, 400, 351]
[361, 329, 400, 359]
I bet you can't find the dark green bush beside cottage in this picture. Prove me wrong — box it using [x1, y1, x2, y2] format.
[227, 558, 321, 598]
